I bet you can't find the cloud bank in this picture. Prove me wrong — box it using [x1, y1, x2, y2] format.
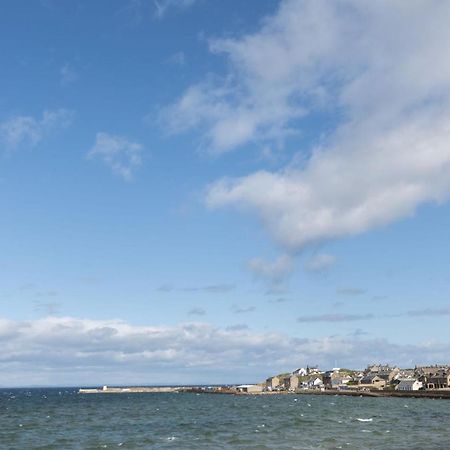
[1, 316, 450, 386]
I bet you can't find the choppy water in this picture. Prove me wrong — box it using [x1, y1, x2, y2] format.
[1, 388, 449, 449]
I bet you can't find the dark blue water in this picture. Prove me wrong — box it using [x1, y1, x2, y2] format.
[1, 388, 449, 449]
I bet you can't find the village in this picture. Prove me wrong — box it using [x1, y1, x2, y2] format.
[233, 364, 450, 395]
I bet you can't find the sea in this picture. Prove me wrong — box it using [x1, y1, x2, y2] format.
[1, 388, 449, 449]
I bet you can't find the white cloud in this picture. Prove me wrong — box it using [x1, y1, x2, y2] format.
[87, 132, 143, 181]
[195, 0, 450, 250]
[305, 253, 335, 272]
[0, 315, 448, 386]
[0, 109, 73, 148]
[248, 254, 293, 284]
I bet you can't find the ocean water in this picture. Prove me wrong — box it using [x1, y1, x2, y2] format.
[1, 389, 449, 449]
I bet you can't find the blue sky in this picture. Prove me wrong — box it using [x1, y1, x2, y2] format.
[2, 0, 450, 386]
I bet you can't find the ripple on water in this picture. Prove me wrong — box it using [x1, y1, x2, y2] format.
[0, 390, 449, 449]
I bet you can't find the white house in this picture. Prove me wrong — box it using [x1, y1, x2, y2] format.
[293, 368, 308, 376]
[306, 377, 323, 388]
[396, 379, 423, 391]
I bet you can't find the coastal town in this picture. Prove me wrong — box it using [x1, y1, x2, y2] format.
[232, 363, 450, 396]
[79, 363, 450, 399]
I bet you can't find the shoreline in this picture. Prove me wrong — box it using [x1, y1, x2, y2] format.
[78, 386, 450, 399]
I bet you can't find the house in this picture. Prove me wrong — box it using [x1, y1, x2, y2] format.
[417, 366, 450, 389]
[265, 376, 281, 390]
[293, 366, 321, 376]
[300, 376, 323, 389]
[365, 364, 399, 382]
[394, 369, 415, 380]
[359, 375, 386, 390]
[309, 377, 323, 388]
[308, 366, 321, 375]
[396, 379, 423, 391]
[323, 369, 343, 388]
[283, 375, 299, 391]
[293, 367, 308, 376]
[331, 375, 352, 388]
[235, 384, 263, 393]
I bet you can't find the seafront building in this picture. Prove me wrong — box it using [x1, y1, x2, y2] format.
[258, 363, 450, 394]
[396, 379, 423, 391]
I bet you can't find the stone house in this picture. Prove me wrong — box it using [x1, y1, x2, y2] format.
[265, 376, 281, 390]
[359, 375, 386, 390]
[417, 367, 450, 389]
[365, 364, 399, 382]
[282, 375, 299, 391]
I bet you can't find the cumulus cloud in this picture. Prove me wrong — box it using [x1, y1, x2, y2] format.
[0, 316, 449, 386]
[164, 0, 450, 250]
[87, 132, 143, 181]
[0, 109, 73, 148]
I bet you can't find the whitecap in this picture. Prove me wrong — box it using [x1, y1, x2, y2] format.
[356, 418, 373, 422]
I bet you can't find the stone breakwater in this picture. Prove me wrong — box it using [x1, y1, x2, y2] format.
[78, 386, 186, 394]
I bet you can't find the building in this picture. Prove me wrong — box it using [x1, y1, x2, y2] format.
[308, 366, 321, 375]
[365, 364, 399, 382]
[330, 375, 352, 388]
[265, 376, 281, 390]
[394, 369, 415, 380]
[359, 375, 386, 390]
[323, 369, 343, 388]
[308, 377, 324, 388]
[293, 366, 321, 376]
[417, 366, 450, 389]
[282, 375, 299, 391]
[396, 379, 423, 391]
[235, 384, 264, 393]
[293, 367, 308, 376]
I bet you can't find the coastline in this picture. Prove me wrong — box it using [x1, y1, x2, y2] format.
[78, 386, 450, 399]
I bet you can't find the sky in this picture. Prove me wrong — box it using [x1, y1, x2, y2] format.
[2, 0, 450, 386]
